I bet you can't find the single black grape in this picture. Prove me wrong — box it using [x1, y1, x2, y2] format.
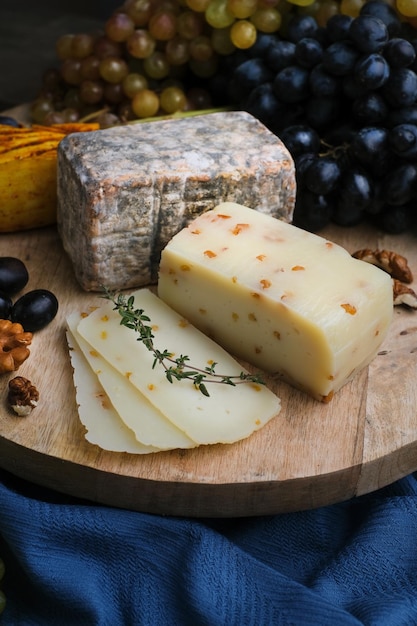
[352, 92, 388, 125]
[295, 152, 318, 188]
[244, 83, 284, 131]
[11, 289, 58, 332]
[0, 257, 29, 295]
[309, 64, 341, 97]
[382, 162, 417, 205]
[348, 15, 389, 54]
[229, 58, 273, 103]
[354, 53, 390, 90]
[360, 1, 402, 37]
[349, 126, 390, 169]
[0, 292, 12, 319]
[389, 123, 417, 159]
[294, 38, 323, 68]
[293, 190, 332, 231]
[383, 38, 416, 68]
[265, 40, 296, 73]
[382, 68, 417, 108]
[273, 65, 310, 103]
[286, 15, 320, 44]
[322, 41, 359, 76]
[333, 168, 373, 226]
[326, 14, 354, 42]
[304, 156, 342, 195]
[279, 124, 321, 156]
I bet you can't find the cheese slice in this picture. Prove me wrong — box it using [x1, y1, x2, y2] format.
[158, 202, 393, 401]
[76, 289, 281, 445]
[67, 312, 196, 450]
[66, 328, 158, 454]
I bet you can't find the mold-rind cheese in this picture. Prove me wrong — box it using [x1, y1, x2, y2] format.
[57, 111, 296, 292]
[158, 202, 393, 401]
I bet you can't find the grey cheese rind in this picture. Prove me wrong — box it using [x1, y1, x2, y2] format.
[57, 111, 296, 292]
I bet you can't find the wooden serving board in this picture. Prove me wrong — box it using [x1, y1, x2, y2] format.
[0, 224, 416, 517]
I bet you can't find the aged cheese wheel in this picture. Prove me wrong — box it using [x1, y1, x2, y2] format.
[56, 111, 296, 292]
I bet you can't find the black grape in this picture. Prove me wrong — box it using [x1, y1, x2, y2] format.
[348, 15, 389, 53]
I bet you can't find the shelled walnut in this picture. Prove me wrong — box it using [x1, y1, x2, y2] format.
[7, 376, 39, 416]
[393, 280, 417, 309]
[352, 249, 413, 283]
[0, 319, 32, 373]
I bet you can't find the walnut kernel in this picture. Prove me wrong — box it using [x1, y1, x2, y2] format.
[0, 319, 32, 374]
[352, 248, 413, 283]
[7, 376, 39, 416]
[393, 279, 417, 309]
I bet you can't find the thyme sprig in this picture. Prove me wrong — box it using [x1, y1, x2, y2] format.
[103, 290, 265, 397]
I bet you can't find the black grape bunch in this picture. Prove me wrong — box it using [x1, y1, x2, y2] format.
[225, 1, 417, 234]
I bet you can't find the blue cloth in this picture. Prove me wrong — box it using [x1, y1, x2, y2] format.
[1, 470, 417, 625]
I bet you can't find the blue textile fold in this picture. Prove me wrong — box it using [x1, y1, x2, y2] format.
[1, 470, 417, 626]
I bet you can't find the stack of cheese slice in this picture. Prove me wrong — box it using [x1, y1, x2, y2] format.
[158, 202, 394, 402]
[67, 289, 281, 453]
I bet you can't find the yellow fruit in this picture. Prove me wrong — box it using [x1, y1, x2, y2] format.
[0, 122, 99, 233]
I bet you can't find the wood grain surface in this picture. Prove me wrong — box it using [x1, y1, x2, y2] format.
[0, 223, 416, 517]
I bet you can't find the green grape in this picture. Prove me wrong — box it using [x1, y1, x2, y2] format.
[149, 10, 178, 40]
[127, 29, 156, 58]
[94, 35, 123, 59]
[79, 79, 104, 104]
[186, 0, 211, 11]
[62, 107, 80, 122]
[60, 59, 83, 85]
[71, 33, 95, 59]
[230, 19, 257, 48]
[314, 0, 339, 25]
[250, 6, 282, 32]
[177, 10, 204, 38]
[99, 57, 129, 83]
[339, 0, 365, 16]
[160, 85, 187, 112]
[41, 68, 63, 93]
[396, 0, 417, 16]
[124, 0, 153, 26]
[227, 0, 257, 19]
[143, 51, 170, 79]
[105, 12, 135, 42]
[80, 55, 101, 80]
[211, 26, 236, 54]
[97, 110, 121, 127]
[189, 35, 214, 61]
[43, 111, 67, 124]
[56, 34, 75, 60]
[205, 0, 236, 27]
[122, 72, 149, 97]
[131, 88, 160, 117]
[165, 36, 190, 64]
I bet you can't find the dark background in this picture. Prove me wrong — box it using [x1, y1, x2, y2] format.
[0, 0, 121, 110]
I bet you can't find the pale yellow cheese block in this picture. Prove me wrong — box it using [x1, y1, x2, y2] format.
[76, 288, 281, 445]
[66, 328, 158, 454]
[158, 202, 394, 401]
[67, 312, 196, 451]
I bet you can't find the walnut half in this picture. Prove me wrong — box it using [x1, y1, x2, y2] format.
[7, 376, 39, 416]
[0, 319, 32, 374]
[393, 279, 417, 309]
[352, 248, 413, 284]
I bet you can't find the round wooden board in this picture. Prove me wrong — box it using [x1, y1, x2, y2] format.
[0, 224, 416, 517]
